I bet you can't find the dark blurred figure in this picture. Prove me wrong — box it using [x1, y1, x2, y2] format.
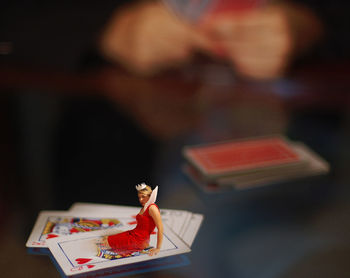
[98, 0, 323, 79]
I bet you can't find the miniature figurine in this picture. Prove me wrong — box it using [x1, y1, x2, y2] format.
[101, 183, 163, 257]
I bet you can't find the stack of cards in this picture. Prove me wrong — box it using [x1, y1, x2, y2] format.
[26, 202, 203, 277]
[183, 136, 330, 193]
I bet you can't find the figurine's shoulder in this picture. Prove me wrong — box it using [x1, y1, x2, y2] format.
[147, 203, 159, 213]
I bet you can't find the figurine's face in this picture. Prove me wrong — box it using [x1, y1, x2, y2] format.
[138, 193, 150, 207]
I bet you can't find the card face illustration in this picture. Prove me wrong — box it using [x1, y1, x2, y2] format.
[183, 136, 302, 177]
[47, 224, 191, 276]
[26, 211, 133, 248]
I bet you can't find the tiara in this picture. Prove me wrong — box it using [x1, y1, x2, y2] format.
[135, 183, 147, 191]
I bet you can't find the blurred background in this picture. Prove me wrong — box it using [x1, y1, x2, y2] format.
[1, 0, 349, 277]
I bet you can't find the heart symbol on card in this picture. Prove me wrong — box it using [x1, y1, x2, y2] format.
[87, 265, 95, 269]
[75, 258, 92, 264]
[46, 234, 59, 239]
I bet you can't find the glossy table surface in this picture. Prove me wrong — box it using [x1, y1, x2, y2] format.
[0, 60, 350, 278]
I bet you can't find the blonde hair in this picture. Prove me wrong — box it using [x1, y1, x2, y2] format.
[137, 185, 152, 196]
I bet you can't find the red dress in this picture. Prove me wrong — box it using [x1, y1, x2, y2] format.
[107, 204, 158, 255]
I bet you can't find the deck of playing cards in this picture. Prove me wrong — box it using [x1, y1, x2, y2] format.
[26, 203, 203, 277]
[182, 135, 330, 193]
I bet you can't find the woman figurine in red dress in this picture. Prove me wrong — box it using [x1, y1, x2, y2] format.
[104, 183, 163, 257]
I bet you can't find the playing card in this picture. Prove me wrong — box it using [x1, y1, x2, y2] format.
[69, 203, 198, 247]
[181, 213, 204, 247]
[183, 141, 329, 191]
[26, 210, 141, 249]
[183, 136, 304, 178]
[183, 163, 232, 194]
[229, 142, 330, 190]
[69, 203, 139, 218]
[47, 224, 191, 276]
[204, 0, 267, 16]
[162, 0, 266, 23]
[162, 0, 214, 22]
[159, 208, 193, 239]
[49, 254, 190, 278]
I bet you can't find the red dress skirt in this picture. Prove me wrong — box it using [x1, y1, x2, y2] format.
[107, 204, 158, 255]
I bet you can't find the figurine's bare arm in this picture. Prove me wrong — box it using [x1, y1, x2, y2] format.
[148, 205, 163, 256]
